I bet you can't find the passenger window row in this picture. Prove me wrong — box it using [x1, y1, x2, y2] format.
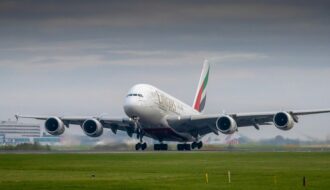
[127, 93, 143, 97]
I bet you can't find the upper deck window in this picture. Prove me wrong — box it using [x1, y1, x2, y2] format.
[126, 93, 143, 97]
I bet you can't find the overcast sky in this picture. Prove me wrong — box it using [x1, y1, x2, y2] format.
[1, 0, 330, 141]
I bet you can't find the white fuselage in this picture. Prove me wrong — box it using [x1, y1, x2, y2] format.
[123, 84, 200, 142]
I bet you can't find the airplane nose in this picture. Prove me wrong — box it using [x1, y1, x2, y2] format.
[124, 97, 142, 118]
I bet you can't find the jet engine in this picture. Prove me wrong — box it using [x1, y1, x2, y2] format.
[82, 119, 103, 137]
[273, 112, 294, 130]
[216, 115, 237, 134]
[45, 117, 65, 136]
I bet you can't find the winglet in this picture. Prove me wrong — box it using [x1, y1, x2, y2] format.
[193, 60, 210, 112]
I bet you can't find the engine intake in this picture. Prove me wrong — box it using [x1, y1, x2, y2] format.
[216, 116, 237, 134]
[82, 119, 103, 137]
[45, 117, 65, 136]
[273, 112, 294, 130]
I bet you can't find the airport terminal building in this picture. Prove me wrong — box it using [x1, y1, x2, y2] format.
[0, 120, 60, 145]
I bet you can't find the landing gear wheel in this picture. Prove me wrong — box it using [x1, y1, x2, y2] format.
[154, 144, 168, 151]
[177, 144, 183, 151]
[141, 142, 147, 150]
[197, 141, 203, 149]
[160, 144, 168, 150]
[191, 141, 203, 150]
[177, 144, 191, 151]
[184, 144, 191, 151]
[135, 143, 141, 150]
[191, 142, 197, 149]
[154, 144, 160, 151]
[135, 142, 147, 151]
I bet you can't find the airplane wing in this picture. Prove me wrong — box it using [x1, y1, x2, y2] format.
[15, 114, 137, 137]
[167, 109, 330, 136]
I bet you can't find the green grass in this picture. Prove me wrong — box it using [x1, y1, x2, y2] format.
[0, 152, 329, 189]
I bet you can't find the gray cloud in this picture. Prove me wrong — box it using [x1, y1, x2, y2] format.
[1, 1, 329, 46]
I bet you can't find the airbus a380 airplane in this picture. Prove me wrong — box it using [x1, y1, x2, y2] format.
[16, 60, 330, 151]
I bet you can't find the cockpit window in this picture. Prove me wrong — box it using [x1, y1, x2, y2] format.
[126, 93, 143, 97]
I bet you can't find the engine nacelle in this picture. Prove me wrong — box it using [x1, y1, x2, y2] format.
[273, 112, 294, 131]
[216, 116, 238, 134]
[45, 117, 65, 136]
[82, 119, 103, 137]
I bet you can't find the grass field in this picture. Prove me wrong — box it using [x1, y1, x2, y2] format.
[0, 152, 329, 190]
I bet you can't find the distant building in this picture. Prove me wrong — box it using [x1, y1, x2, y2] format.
[0, 120, 60, 145]
[0, 134, 4, 144]
[0, 120, 40, 138]
[0, 120, 40, 144]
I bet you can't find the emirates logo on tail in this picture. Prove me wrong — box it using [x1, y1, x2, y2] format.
[193, 60, 210, 112]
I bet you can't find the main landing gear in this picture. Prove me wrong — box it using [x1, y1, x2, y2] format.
[136, 141, 203, 151]
[154, 143, 168, 151]
[177, 144, 191, 151]
[177, 141, 203, 151]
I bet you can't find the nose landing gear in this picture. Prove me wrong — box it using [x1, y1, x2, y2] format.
[135, 132, 147, 151]
[135, 142, 147, 150]
[133, 117, 148, 151]
[191, 141, 203, 150]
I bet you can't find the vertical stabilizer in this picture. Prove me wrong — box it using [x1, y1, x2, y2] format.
[193, 60, 210, 112]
